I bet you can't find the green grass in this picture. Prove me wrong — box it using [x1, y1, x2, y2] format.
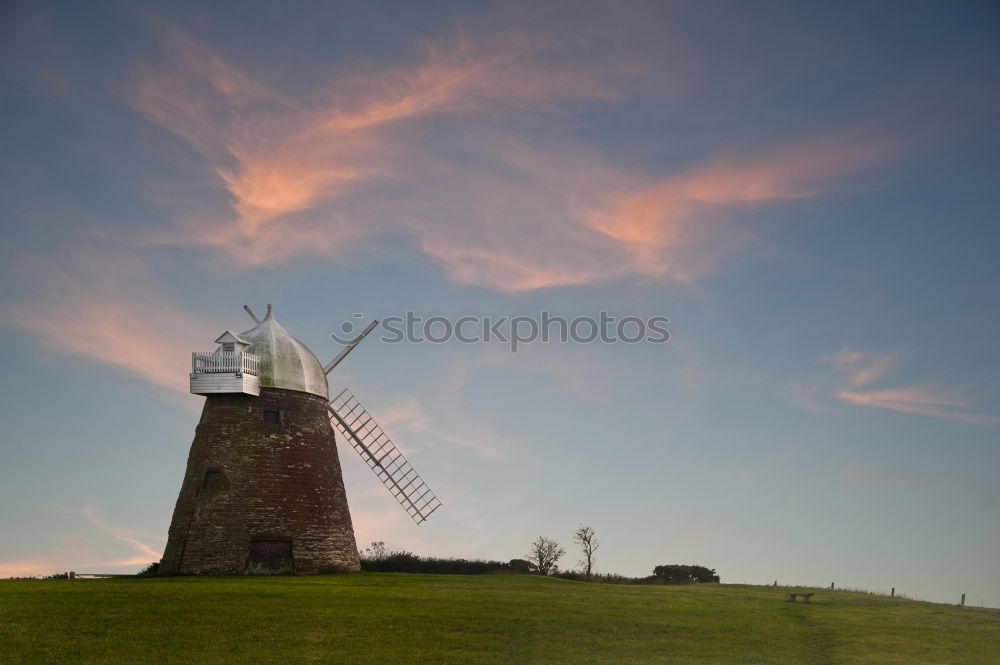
[1, 575, 997, 664]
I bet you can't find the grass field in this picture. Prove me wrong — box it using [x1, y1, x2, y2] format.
[1, 574, 997, 664]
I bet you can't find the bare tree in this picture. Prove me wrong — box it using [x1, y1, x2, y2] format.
[526, 536, 565, 575]
[360, 541, 388, 563]
[573, 525, 599, 579]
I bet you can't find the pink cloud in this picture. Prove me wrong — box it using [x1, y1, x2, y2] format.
[827, 346, 895, 387]
[0, 558, 77, 579]
[409, 132, 894, 291]
[323, 31, 630, 131]
[129, 24, 635, 270]
[0, 501, 164, 578]
[838, 386, 999, 425]
[800, 346, 999, 425]
[126, 23, 896, 292]
[392, 131, 895, 291]
[5, 254, 210, 394]
[351, 393, 504, 461]
[582, 137, 892, 280]
[80, 503, 163, 562]
[416, 238, 614, 292]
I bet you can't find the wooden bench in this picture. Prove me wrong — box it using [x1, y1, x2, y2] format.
[786, 593, 815, 604]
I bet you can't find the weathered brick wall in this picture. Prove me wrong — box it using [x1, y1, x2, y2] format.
[160, 387, 361, 574]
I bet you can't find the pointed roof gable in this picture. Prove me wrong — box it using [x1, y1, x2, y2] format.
[215, 330, 252, 346]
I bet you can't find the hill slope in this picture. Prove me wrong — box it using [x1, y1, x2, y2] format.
[2, 575, 997, 664]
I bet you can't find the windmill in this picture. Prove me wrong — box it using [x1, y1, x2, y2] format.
[160, 304, 440, 575]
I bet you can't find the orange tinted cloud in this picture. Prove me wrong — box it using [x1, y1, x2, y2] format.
[838, 386, 999, 425]
[583, 137, 892, 280]
[130, 24, 634, 268]
[324, 32, 630, 132]
[828, 346, 895, 387]
[80, 503, 163, 561]
[407, 131, 894, 291]
[0, 558, 68, 579]
[0, 501, 164, 578]
[418, 238, 614, 292]
[217, 161, 363, 234]
[129, 23, 278, 157]
[129, 24, 898, 292]
[5, 254, 209, 394]
[0, 554, 156, 579]
[802, 346, 1000, 425]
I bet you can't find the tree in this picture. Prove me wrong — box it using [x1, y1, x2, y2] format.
[508, 558, 533, 574]
[361, 541, 389, 563]
[526, 536, 565, 575]
[652, 564, 719, 585]
[573, 525, 599, 579]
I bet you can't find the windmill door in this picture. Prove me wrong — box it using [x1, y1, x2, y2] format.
[249, 540, 293, 573]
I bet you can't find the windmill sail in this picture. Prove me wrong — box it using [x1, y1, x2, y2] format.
[328, 388, 442, 524]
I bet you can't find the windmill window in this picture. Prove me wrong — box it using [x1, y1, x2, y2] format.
[263, 410, 280, 424]
[222, 343, 235, 354]
[202, 468, 228, 491]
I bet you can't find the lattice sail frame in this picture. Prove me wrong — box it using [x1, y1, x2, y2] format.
[328, 388, 442, 524]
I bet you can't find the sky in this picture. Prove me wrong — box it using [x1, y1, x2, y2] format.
[1, 0, 998, 605]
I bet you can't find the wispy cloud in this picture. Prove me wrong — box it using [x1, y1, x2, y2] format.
[397, 128, 895, 291]
[837, 386, 999, 425]
[130, 24, 635, 269]
[5, 254, 209, 395]
[353, 392, 504, 461]
[79, 502, 163, 562]
[582, 136, 892, 282]
[828, 346, 896, 387]
[127, 22, 894, 291]
[794, 346, 999, 425]
[0, 501, 164, 578]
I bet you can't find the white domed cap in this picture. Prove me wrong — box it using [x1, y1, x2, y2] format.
[240, 306, 329, 399]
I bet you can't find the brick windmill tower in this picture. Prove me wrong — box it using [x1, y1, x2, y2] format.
[160, 305, 440, 575]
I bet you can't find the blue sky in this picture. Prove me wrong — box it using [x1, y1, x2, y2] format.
[1, 0, 998, 605]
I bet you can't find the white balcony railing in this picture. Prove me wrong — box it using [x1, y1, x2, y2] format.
[191, 351, 259, 376]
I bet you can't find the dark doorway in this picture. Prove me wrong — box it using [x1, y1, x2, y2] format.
[249, 540, 293, 574]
